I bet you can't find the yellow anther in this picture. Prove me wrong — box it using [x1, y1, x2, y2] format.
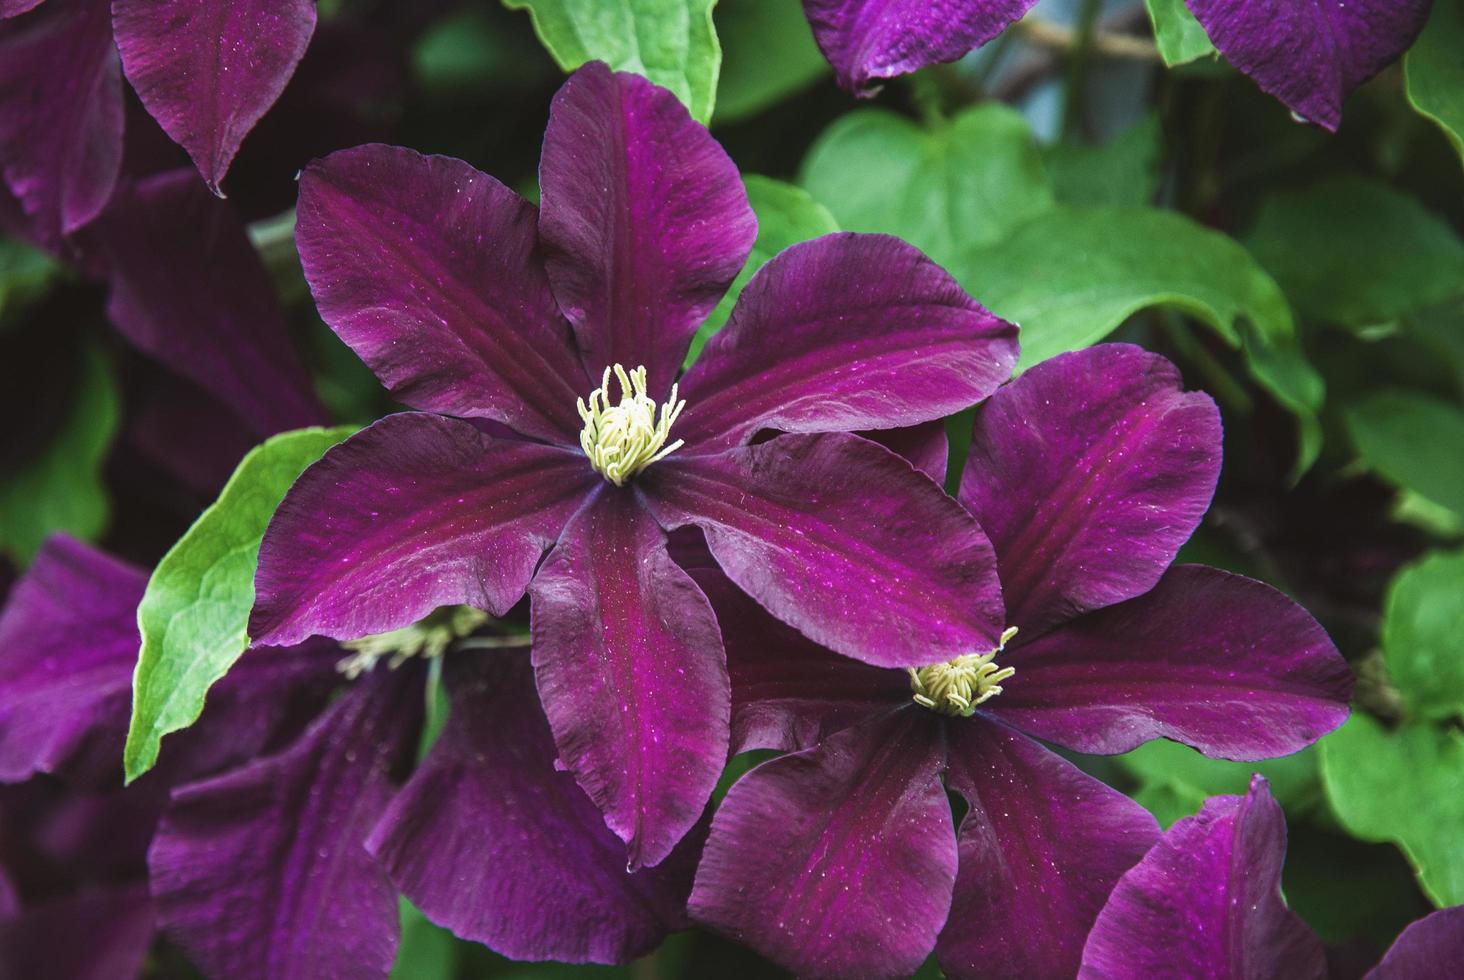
[578, 364, 685, 485]
[908, 626, 1018, 717]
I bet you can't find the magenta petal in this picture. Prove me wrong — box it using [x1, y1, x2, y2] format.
[296, 144, 587, 443]
[989, 565, 1352, 760]
[939, 716, 1159, 980]
[802, 0, 1038, 95]
[112, 0, 315, 192]
[959, 344, 1221, 638]
[150, 670, 422, 980]
[530, 488, 728, 870]
[1184, 0, 1430, 131]
[539, 62, 756, 396]
[0, 0, 121, 244]
[0, 885, 155, 980]
[867, 420, 950, 486]
[368, 652, 698, 964]
[676, 234, 1017, 453]
[1079, 776, 1325, 980]
[1366, 906, 1464, 979]
[251, 413, 594, 647]
[0, 0, 45, 18]
[644, 432, 1004, 668]
[690, 709, 956, 979]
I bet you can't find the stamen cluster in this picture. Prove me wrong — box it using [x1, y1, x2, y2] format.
[337, 606, 490, 678]
[908, 626, 1019, 717]
[578, 364, 686, 485]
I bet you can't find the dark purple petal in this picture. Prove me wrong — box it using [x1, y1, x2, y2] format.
[368, 652, 698, 964]
[643, 432, 1004, 668]
[959, 344, 1221, 638]
[251, 413, 595, 647]
[1366, 906, 1464, 980]
[0, 0, 121, 245]
[150, 668, 422, 980]
[0, 885, 155, 980]
[1079, 776, 1325, 980]
[296, 143, 587, 443]
[112, 0, 315, 193]
[940, 716, 1159, 980]
[802, 0, 1038, 95]
[0, 0, 45, 18]
[988, 565, 1352, 761]
[1184, 0, 1431, 131]
[866, 419, 950, 486]
[676, 234, 1017, 453]
[529, 488, 728, 870]
[690, 709, 956, 979]
[539, 62, 756, 396]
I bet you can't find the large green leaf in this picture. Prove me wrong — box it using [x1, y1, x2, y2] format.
[1347, 390, 1464, 519]
[1144, 0, 1215, 66]
[1321, 714, 1464, 906]
[1118, 739, 1323, 828]
[503, 0, 721, 124]
[124, 426, 356, 783]
[1045, 115, 1162, 208]
[0, 346, 118, 564]
[1406, 0, 1464, 165]
[714, 0, 825, 123]
[1382, 550, 1464, 723]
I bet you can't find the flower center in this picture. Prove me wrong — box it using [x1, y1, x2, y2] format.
[578, 364, 686, 485]
[336, 606, 490, 678]
[908, 626, 1019, 717]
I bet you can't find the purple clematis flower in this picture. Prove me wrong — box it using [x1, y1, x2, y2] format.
[248, 61, 1018, 868]
[687, 344, 1353, 979]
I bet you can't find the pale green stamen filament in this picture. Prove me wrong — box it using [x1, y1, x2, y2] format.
[578, 364, 686, 485]
[337, 606, 491, 679]
[908, 626, 1019, 717]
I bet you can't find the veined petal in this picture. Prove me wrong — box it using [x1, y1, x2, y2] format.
[676, 234, 1016, 453]
[529, 488, 728, 870]
[866, 419, 950, 486]
[251, 413, 595, 647]
[368, 652, 698, 964]
[643, 432, 1004, 668]
[296, 144, 587, 443]
[689, 709, 956, 980]
[989, 565, 1353, 761]
[939, 716, 1158, 980]
[959, 344, 1221, 639]
[539, 62, 756, 397]
[1365, 906, 1464, 979]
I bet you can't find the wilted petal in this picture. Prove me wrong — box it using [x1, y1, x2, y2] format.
[539, 62, 755, 396]
[251, 413, 594, 647]
[1079, 776, 1325, 980]
[0, 885, 155, 980]
[296, 143, 587, 443]
[939, 715, 1158, 980]
[989, 565, 1352, 760]
[1366, 906, 1464, 979]
[959, 344, 1221, 638]
[676, 234, 1016, 453]
[803, 0, 1038, 95]
[150, 669, 422, 980]
[644, 432, 1004, 668]
[530, 488, 728, 870]
[369, 652, 698, 963]
[690, 709, 956, 979]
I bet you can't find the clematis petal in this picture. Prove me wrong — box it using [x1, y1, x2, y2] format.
[296, 143, 587, 443]
[150, 668, 422, 980]
[643, 432, 1004, 668]
[675, 234, 1017, 454]
[939, 715, 1159, 980]
[368, 652, 699, 964]
[1079, 776, 1325, 979]
[251, 412, 595, 648]
[689, 708, 956, 980]
[1184, 0, 1431, 132]
[1365, 906, 1464, 979]
[866, 419, 950, 486]
[112, 0, 315, 193]
[0, 0, 121, 245]
[539, 62, 756, 396]
[959, 344, 1221, 639]
[803, 0, 1038, 95]
[529, 487, 728, 870]
[0, 1, 45, 18]
[988, 565, 1352, 761]
[0, 885, 155, 980]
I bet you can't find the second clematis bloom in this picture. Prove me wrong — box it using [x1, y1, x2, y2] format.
[687, 344, 1353, 979]
[249, 60, 1018, 868]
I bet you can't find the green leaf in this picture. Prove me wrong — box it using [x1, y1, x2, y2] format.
[503, 0, 721, 124]
[685, 174, 838, 366]
[1382, 550, 1464, 722]
[1118, 739, 1324, 828]
[714, 0, 826, 123]
[1321, 714, 1464, 906]
[124, 426, 357, 783]
[1247, 178, 1464, 331]
[391, 898, 458, 980]
[0, 236, 58, 329]
[1144, 0, 1215, 66]
[0, 346, 118, 564]
[1347, 390, 1464, 519]
[800, 104, 1054, 269]
[1045, 115, 1163, 209]
[1406, 0, 1464, 166]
